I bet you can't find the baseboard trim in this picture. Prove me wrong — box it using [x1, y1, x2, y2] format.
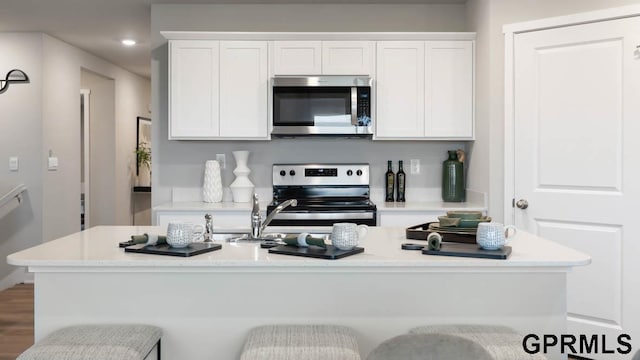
[0, 267, 32, 291]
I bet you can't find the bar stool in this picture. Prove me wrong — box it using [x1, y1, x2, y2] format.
[17, 324, 162, 360]
[240, 324, 361, 360]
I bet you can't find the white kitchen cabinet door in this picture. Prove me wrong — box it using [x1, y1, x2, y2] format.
[273, 41, 322, 75]
[169, 40, 220, 139]
[322, 41, 374, 75]
[375, 41, 425, 139]
[219, 41, 269, 138]
[378, 212, 440, 227]
[425, 41, 474, 139]
[156, 211, 251, 230]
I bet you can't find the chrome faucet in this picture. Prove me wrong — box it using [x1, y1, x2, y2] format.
[250, 193, 297, 240]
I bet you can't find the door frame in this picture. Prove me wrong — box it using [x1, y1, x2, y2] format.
[503, 4, 640, 224]
[81, 89, 91, 229]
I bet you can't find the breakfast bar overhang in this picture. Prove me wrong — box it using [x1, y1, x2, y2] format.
[7, 226, 590, 360]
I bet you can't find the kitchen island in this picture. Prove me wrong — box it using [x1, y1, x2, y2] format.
[8, 226, 589, 360]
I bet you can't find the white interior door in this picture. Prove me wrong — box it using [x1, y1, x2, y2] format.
[513, 16, 640, 358]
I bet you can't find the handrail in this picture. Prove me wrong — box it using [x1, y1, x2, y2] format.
[0, 184, 27, 217]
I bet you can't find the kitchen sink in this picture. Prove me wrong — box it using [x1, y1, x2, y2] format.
[210, 231, 330, 243]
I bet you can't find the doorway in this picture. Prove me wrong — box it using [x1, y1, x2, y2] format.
[80, 89, 90, 230]
[505, 7, 640, 358]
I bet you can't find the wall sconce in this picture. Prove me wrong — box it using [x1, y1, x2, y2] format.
[0, 69, 29, 93]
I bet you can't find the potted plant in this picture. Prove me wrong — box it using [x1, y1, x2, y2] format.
[135, 142, 151, 186]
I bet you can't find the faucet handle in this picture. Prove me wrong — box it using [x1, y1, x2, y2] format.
[204, 213, 214, 242]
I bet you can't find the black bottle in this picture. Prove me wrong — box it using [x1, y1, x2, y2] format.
[396, 160, 406, 202]
[385, 161, 395, 202]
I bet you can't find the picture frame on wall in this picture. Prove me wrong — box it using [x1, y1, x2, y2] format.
[136, 116, 151, 176]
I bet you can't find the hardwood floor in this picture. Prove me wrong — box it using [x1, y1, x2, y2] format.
[0, 284, 33, 360]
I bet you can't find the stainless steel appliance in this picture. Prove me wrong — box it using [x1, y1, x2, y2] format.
[271, 76, 373, 136]
[266, 164, 377, 226]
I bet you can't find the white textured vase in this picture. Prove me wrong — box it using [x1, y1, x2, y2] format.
[202, 160, 223, 203]
[230, 150, 254, 203]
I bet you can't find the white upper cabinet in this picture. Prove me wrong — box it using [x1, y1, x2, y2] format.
[425, 41, 474, 138]
[164, 33, 475, 141]
[273, 41, 374, 75]
[375, 40, 474, 140]
[169, 40, 219, 139]
[219, 41, 269, 138]
[273, 41, 322, 75]
[169, 40, 269, 140]
[376, 41, 425, 138]
[322, 41, 374, 75]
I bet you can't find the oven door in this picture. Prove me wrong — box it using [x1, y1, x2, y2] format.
[268, 210, 377, 227]
[271, 76, 372, 136]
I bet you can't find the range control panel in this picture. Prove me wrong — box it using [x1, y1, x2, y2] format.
[273, 164, 370, 186]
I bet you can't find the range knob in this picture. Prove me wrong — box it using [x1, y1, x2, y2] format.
[279, 170, 286, 176]
[356, 169, 363, 176]
[347, 170, 353, 176]
[289, 170, 296, 176]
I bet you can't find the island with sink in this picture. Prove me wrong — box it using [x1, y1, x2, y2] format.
[7, 225, 589, 360]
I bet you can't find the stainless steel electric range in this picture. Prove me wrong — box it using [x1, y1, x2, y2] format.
[266, 164, 377, 226]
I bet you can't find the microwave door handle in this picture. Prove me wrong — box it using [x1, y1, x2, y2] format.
[351, 87, 358, 126]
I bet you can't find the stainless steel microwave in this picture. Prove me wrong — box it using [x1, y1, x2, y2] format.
[271, 76, 373, 137]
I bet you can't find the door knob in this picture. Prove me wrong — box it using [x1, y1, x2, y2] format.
[516, 199, 529, 209]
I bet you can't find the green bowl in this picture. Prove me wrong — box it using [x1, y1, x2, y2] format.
[437, 216, 461, 227]
[446, 211, 483, 220]
[458, 216, 492, 228]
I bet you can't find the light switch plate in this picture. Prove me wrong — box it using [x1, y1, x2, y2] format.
[410, 159, 420, 174]
[216, 154, 226, 169]
[48, 156, 59, 171]
[9, 156, 18, 171]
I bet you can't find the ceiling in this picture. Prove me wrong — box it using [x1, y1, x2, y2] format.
[0, 0, 467, 79]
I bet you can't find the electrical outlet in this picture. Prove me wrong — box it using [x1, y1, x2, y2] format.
[216, 154, 226, 169]
[9, 156, 18, 171]
[410, 159, 420, 174]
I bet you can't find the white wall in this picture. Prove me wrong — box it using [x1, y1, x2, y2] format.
[81, 69, 116, 226]
[151, 3, 470, 208]
[42, 34, 151, 240]
[465, 0, 640, 222]
[0, 32, 150, 288]
[0, 33, 44, 289]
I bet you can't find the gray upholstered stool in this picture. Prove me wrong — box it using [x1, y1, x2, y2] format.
[410, 324, 546, 359]
[367, 333, 494, 360]
[240, 324, 361, 360]
[17, 324, 162, 360]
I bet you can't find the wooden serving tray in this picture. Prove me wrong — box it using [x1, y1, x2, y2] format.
[406, 222, 477, 244]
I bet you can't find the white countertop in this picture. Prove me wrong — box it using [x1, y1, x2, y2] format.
[376, 201, 485, 212]
[153, 200, 486, 213]
[7, 226, 590, 271]
[153, 201, 264, 212]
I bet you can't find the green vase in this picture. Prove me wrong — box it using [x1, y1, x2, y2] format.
[442, 150, 465, 202]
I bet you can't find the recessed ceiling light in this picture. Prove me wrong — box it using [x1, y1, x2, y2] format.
[121, 39, 136, 46]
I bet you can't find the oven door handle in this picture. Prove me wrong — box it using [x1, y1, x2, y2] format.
[274, 212, 374, 220]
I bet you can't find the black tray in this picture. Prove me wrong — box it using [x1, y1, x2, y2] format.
[124, 242, 222, 257]
[268, 245, 364, 260]
[406, 222, 477, 244]
[422, 243, 511, 260]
